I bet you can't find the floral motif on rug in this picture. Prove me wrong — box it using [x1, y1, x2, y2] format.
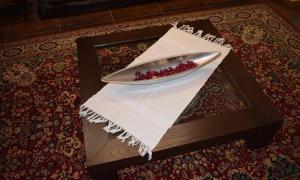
[0, 3, 299, 179]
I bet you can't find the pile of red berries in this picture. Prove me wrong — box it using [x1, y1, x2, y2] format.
[134, 61, 197, 81]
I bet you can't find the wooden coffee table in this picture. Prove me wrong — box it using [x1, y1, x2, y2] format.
[77, 20, 283, 179]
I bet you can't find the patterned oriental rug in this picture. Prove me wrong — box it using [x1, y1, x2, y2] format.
[0, 3, 300, 179]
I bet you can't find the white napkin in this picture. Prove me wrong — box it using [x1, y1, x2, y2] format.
[80, 24, 231, 160]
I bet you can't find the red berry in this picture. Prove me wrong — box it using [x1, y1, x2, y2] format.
[134, 61, 197, 80]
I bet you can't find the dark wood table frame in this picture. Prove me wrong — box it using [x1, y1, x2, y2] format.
[77, 20, 283, 179]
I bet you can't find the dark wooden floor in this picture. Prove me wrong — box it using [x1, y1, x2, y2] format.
[0, 0, 299, 44]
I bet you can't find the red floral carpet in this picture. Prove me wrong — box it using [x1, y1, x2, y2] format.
[1, 4, 300, 179]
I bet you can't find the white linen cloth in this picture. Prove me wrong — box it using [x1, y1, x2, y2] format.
[80, 23, 231, 160]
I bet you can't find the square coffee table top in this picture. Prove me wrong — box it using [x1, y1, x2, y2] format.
[76, 20, 283, 178]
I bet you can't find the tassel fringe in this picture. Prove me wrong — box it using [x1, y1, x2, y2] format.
[79, 105, 152, 160]
[171, 22, 232, 49]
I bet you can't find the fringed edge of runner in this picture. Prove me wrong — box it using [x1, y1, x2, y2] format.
[79, 105, 153, 160]
[170, 22, 232, 49]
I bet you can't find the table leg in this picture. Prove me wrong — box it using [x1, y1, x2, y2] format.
[88, 167, 119, 180]
[245, 123, 281, 150]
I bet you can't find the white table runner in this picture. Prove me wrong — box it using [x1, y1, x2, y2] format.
[80, 23, 231, 160]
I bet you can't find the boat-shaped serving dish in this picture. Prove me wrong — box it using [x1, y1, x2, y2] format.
[101, 51, 221, 85]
